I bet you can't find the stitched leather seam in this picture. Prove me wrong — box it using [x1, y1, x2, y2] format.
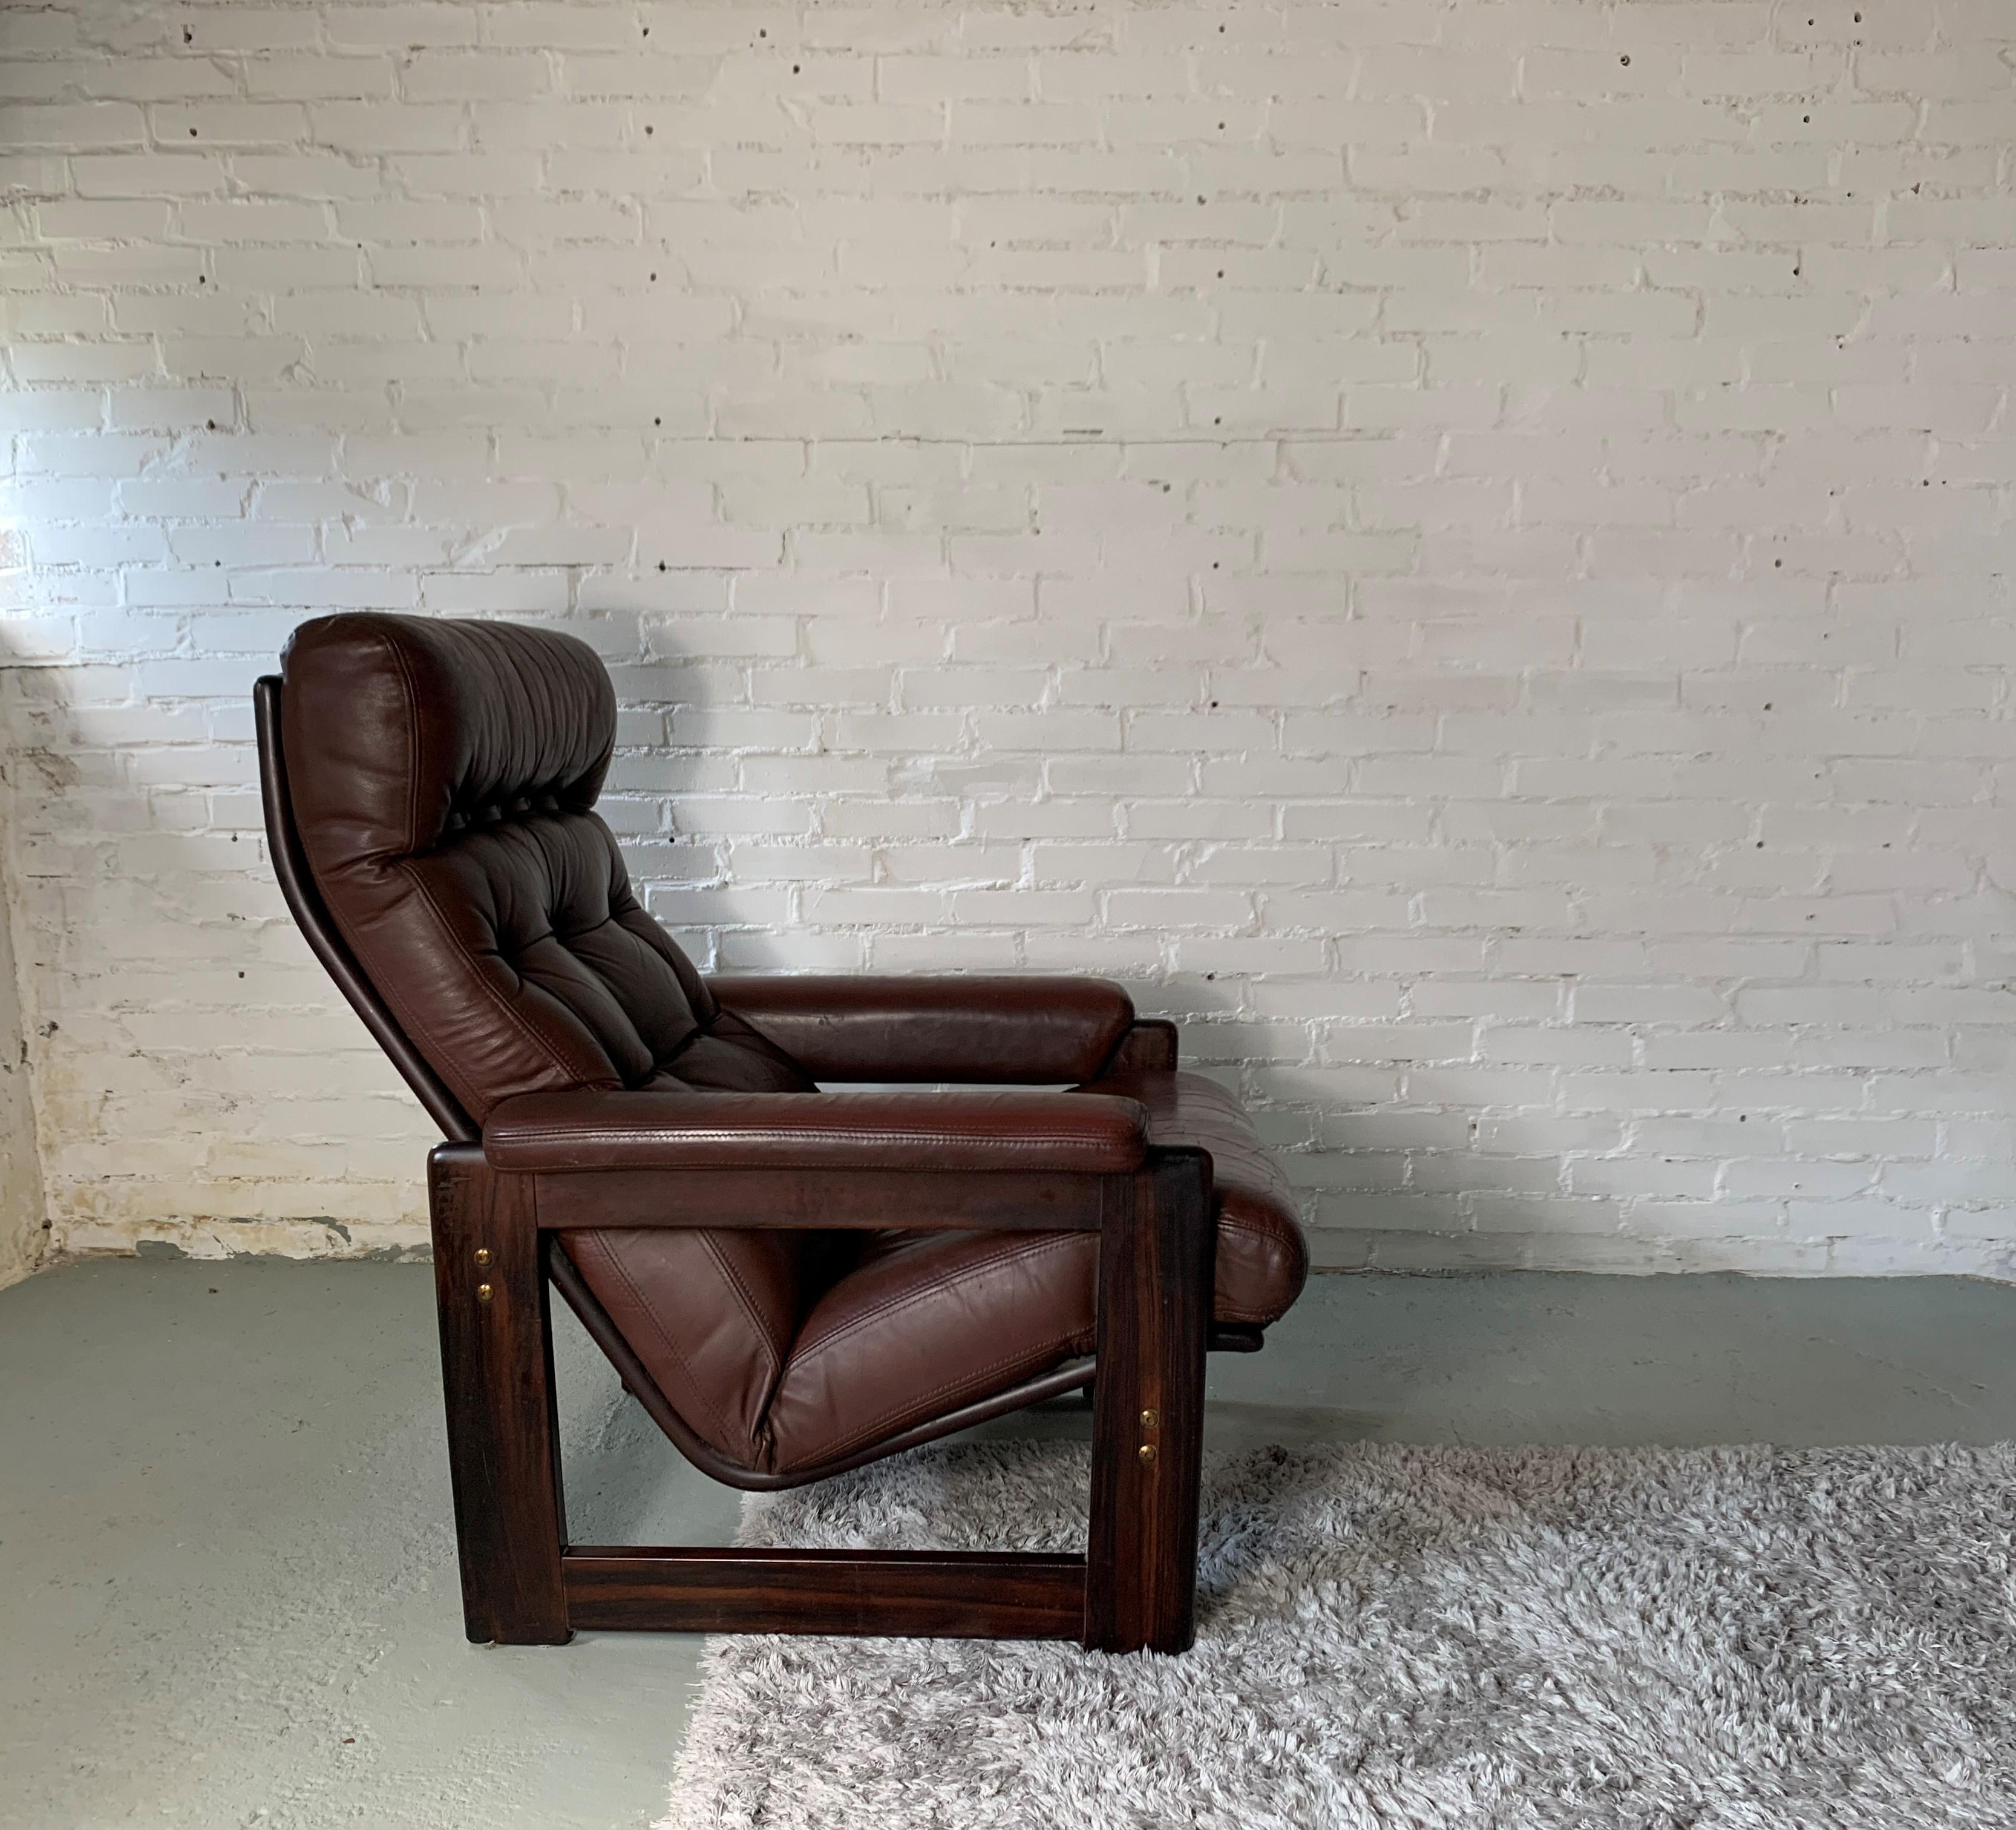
[576, 1233, 740, 1449]
[502, 1126, 1128, 1145]
[319, 635, 505, 1120]
[789, 1231, 1087, 1366]
[785, 1327, 1089, 1469]
[517, 910, 624, 952]
[402, 865, 594, 1088]
[695, 1230, 785, 1389]
[496, 1126, 1137, 1156]
[647, 1018, 711, 1077]
[332, 925, 492, 1121]
[377, 620, 424, 858]
[1219, 1210, 1301, 1243]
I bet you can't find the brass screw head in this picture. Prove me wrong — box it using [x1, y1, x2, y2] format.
[474, 1248, 493, 1268]
[1138, 1443, 1157, 1464]
[1140, 1408, 1159, 1430]
[476, 1283, 494, 1304]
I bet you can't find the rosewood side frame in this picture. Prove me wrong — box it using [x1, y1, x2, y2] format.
[427, 1143, 1213, 1653]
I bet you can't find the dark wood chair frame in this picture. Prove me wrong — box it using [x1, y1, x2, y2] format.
[257, 676, 1219, 1655]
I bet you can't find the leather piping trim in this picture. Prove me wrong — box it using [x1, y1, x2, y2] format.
[498, 1130, 1141, 1166]
[547, 1237, 1098, 1492]
[256, 676, 478, 1144]
[486, 1094, 1151, 1172]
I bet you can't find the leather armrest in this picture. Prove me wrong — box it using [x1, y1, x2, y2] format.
[483, 1087, 1151, 1175]
[704, 974, 1135, 1084]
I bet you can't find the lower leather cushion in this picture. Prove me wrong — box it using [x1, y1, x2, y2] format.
[765, 1228, 1098, 1474]
[565, 1069, 1308, 1479]
[568, 1224, 1094, 1478]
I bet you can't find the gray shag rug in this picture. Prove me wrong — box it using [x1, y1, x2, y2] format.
[660, 1438, 2016, 1829]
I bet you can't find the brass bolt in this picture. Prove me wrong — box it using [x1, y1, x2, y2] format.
[1140, 1408, 1158, 1430]
[474, 1248, 493, 1268]
[476, 1283, 494, 1304]
[1138, 1443, 1157, 1464]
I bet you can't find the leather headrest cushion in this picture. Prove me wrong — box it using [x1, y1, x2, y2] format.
[280, 613, 615, 865]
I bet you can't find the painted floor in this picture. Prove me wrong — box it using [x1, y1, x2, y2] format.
[4, 1258, 2014, 1829]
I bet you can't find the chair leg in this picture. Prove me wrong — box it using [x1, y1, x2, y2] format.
[427, 1144, 571, 1645]
[1084, 1148, 1212, 1654]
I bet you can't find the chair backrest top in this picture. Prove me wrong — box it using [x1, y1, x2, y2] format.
[273, 614, 810, 1126]
[282, 612, 617, 864]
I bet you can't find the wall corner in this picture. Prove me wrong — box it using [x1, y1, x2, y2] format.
[0, 738, 49, 1290]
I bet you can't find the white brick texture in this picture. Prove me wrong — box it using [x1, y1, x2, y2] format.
[2, 0, 2014, 1276]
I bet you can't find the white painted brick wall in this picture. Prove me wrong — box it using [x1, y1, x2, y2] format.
[2, 0, 2014, 1276]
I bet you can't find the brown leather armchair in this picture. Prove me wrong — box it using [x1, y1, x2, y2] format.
[257, 614, 1306, 1655]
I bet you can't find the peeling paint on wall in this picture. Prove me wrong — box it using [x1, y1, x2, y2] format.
[0, 754, 48, 1288]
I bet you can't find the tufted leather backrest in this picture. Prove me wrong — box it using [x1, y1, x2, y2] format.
[280, 613, 812, 1123]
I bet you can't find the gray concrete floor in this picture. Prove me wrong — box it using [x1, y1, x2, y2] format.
[5, 1261, 2015, 1830]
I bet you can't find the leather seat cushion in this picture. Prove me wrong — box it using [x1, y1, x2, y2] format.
[566, 1069, 1307, 1478]
[761, 1228, 1100, 1475]
[1076, 1069, 1309, 1327]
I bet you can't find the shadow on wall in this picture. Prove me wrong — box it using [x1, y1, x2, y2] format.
[0, 604, 731, 1266]
[574, 596, 1255, 1087]
[561, 605, 755, 973]
[5, 613, 430, 1264]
